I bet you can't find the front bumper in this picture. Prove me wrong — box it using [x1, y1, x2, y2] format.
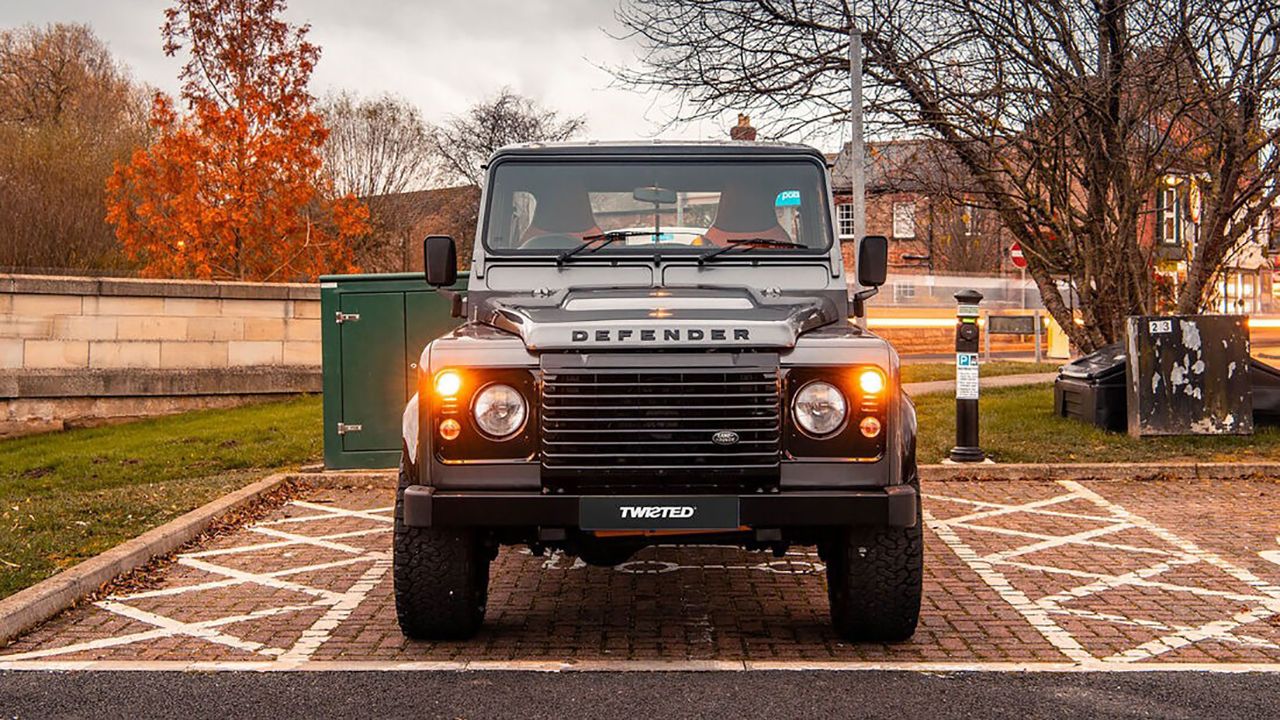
[401, 484, 918, 529]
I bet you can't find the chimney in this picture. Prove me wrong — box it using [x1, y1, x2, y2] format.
[729, 113, 756, 141]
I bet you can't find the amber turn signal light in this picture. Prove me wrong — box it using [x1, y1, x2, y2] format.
[858, 368, 886, 395]
[434, 370, 462, 397]
[859, 416, 882, 438]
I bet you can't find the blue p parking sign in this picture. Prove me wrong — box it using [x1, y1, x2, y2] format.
[956, 352, 979, 399]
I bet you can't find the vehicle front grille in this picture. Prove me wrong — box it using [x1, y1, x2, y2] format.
[540, 361, 781, 493]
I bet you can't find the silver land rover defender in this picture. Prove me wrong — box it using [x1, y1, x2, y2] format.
[395, 141, 921, 642]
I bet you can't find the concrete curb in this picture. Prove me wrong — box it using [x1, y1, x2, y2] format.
[0, 472, 294, 647]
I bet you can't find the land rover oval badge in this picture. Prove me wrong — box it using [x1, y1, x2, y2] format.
[711, 431, 740, 446]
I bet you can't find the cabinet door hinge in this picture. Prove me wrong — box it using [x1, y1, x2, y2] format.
[335, 311, 361, 324]
[336, 422, 363, 435]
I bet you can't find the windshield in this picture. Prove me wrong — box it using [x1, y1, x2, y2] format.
[482, 159, 833, 255]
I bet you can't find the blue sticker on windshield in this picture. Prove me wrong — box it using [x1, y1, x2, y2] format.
[775, 190, 801, 207]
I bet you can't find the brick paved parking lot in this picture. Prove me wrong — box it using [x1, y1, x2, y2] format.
[3, 478, 1279, 669]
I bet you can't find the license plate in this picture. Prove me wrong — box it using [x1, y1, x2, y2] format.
[579, 496, 740, 531]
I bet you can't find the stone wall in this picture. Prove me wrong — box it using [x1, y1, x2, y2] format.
[0, 274, 321, 436]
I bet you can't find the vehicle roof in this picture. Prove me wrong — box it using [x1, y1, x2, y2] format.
[489, 139, 828, 162]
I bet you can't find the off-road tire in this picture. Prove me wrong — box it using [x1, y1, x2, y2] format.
[393, 455, 489, 640]
[825, 479, 923, 642]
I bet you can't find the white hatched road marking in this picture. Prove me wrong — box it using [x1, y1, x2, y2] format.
[0, 501, 393, 663]
[924, 509, 1095, 663]
[1264, 538, 1280, 568]
[925, 479, 1280, 664]
[4, 483, 1279, 670]
[287, 501, 395, 524]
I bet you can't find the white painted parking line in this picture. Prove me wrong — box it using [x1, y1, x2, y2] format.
[276, 557, 392, 662]
[5, 485, 1277, 671]
[2, 659, 1280, 673]
[182, 527, 388, 559]
[288, 502, 395, 524]
[0, 502, 394, 664]
[0, 605, 316, 662]
[924, 508, 1095, 663]
[248, 525, 378, 555]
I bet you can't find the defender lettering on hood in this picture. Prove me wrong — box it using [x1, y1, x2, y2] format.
[571, 328, 751, 343]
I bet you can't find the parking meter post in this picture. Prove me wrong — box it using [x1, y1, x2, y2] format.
[950, 289, 986, 463]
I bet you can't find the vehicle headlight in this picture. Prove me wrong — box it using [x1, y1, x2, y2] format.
[472, 383, 527, 439]
[792, 380, 848, 437]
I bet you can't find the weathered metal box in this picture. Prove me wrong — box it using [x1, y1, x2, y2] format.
[1124, 315, 1252, 437]
[320, 272, 465, 469]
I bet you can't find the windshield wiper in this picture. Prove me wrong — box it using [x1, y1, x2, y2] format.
[556, 231, 658, 265]
[697, 237, 807, 264]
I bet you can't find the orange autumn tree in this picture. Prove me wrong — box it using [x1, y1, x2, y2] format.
[106, 0, 367, 281]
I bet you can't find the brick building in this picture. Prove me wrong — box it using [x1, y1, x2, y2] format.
[1142, 174, 1274, 313]
[827, 140, 1010, 278]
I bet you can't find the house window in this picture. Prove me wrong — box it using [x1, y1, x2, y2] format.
[1159, 185, 1182, 246]
[836, 203, 856, 239]
[893, 202, 916, 239]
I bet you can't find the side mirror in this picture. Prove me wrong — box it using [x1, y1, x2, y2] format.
[423, 235, 457, 287]
[857, 235, 888, 288]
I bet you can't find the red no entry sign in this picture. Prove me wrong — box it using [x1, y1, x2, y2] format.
[1010, 242, 1027, 269]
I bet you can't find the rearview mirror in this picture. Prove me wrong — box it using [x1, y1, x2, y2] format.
[857, 235, 888, 288]
[423, 235, 457, 287]
[633, 186, 677, 205]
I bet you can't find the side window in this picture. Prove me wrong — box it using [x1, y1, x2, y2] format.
[1159, 186, 1182, 246]
[893, 202, 916, 239]
[836, 203, 857, 239]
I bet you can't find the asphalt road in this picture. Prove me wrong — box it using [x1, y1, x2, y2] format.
[2, 670, 1278, 720]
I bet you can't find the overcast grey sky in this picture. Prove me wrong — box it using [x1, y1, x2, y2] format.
[0, 0, 745, 142]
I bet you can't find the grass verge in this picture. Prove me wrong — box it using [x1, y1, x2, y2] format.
[914, 383, 1280, 464]
[900, 361, 1062, 384]
[0, 395, 322, 599]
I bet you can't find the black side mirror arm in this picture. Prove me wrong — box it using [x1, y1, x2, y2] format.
[851, 287, 879, 317]
[437, 289, 466, 319]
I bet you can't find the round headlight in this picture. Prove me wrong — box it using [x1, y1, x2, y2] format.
[792, 381, 848, 437]
[472, 383, 527, 439]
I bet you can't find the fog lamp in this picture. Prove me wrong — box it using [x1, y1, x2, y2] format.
[859, 416, 882, 438]
[438, 418, 461, 441]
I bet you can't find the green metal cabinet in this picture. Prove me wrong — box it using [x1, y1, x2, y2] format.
[320, 272, 466, 469]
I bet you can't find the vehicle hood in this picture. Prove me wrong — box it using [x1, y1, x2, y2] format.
[472, 286, 841, 351]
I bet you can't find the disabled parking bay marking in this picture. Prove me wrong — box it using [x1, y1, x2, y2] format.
[2, 480, 1279, 672]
